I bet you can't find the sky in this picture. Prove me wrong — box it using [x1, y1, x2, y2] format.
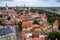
[0, 0, 60, 7]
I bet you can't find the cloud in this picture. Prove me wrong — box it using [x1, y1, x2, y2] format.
[0, 0, 60, 7]
[0, 0, 12, 1]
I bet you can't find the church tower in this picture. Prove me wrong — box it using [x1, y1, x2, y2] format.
[53, 20, 59, 31]
[6, 4, 8, 13]
[42, 12, 47, 23]
[6, 4, 8, 11]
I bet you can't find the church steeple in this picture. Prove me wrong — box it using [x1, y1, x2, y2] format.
[6, 4, 8, 11]
[23, 4, 26, 14]
[53, 20, 59, 31]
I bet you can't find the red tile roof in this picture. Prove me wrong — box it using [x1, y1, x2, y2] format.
[8, 9, 15, 13]
[32, 24, 40, 28]
[1, 10, 7, 14]
[53, 20, 59, 25]
[22, 21, 32, 27]
[33, 38, 39, 40]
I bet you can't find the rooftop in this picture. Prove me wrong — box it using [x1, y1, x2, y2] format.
[0, 27, 14, 36]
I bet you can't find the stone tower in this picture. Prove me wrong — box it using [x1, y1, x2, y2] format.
[6, 4, 8, 11]
[53, 20, 59, 31]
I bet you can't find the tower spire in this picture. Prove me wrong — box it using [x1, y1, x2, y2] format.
[6, 4, 8, 10]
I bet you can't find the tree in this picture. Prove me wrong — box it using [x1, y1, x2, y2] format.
[0, 14, 2, 18]
[33, 20, 39, 24]
[0, 19, 2, 25]
[30, 9, 36, 13]
[17, 21, 22, 31]
[45, 11, 60, 26]
[58, 25, 60, 30]
[48, 31, 60, 40]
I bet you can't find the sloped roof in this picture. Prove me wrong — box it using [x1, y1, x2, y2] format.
[0, 27, 14, 36]
[32, 24, 40, 28]
[53, 20, 59, 25]
[8, 9, 15, 13]
[1, 10, 7, 14]
[33, 38, 39, 40]
[22, 21, 32, 27]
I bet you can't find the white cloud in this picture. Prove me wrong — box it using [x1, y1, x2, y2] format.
[0, 0, 60, 7]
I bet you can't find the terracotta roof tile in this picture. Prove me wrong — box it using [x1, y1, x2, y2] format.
[33, 38, 39, 40]
[22, 21, 32, 27]
[32, 24, 40, 28]
[1, 10, 7, 13]
[53, 20, 59, 25]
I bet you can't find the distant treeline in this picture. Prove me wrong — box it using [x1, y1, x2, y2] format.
[0, 7, 60, 10]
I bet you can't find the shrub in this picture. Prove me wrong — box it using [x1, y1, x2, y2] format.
[48, 31, 60, 40]
[33, 20, 38, 24]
